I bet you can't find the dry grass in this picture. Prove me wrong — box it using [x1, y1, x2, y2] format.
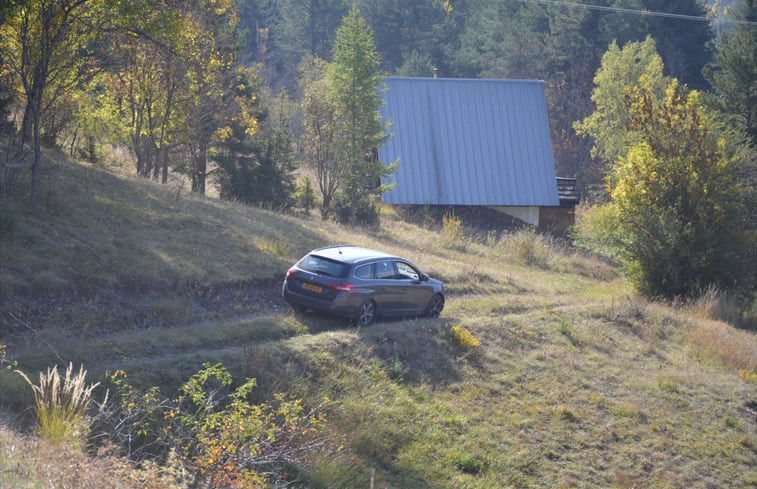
[239, 309, 757, 488]
[686, 319, 757, 372]
[686, 285, 757, 329]
[0, 419, 184, 488]
[1, 154, 756, 488]
[676, 287, 757, 374]
[15, 363, 100, 447]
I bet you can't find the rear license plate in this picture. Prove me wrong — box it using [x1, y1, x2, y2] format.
[303, 282, 323, 293]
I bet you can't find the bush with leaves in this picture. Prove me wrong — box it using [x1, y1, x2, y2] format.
[100, 363, 337, 488]
[331, 191, 380, 226]
[576, 78, 755, 299]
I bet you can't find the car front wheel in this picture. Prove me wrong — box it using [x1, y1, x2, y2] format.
[424, 294, 444, 318]
[355, 300, 376, 327]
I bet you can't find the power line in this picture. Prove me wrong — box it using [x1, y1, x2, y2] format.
[513, 0, 757, 26]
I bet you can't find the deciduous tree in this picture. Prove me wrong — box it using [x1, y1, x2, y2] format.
[179, 0, 247, 194]
[300, 56, 342, 217]
[0, 0, 102, 199]
[574, 37, 670, 178]
[577, 78, 754, 298]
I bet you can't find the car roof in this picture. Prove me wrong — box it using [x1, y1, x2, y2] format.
[309, 245, 400, 264]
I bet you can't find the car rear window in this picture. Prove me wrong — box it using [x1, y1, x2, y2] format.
[297, 254, 349, 278]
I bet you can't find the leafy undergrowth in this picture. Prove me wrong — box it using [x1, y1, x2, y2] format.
[1, 155, 755, 488]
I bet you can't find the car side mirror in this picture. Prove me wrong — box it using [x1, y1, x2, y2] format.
[420, 273, 429, 282]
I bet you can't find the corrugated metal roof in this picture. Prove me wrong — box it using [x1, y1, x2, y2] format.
[378, 77, 560, 206]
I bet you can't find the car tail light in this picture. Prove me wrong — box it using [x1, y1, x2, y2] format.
[329, 283, 354, 293]
[285, 268, 297, 281]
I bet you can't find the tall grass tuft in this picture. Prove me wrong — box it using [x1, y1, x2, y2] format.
[16, 363, 100, 446]
[688, 285, 744, 326]
[442, 210, 463, 241]
[501, 228, 554, 269]
[687, 320, 757, 373]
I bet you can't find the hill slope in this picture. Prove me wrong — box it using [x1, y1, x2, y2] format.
[1, 155, 755, 488]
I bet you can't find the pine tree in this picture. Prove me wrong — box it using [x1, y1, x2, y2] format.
[704, 0, 757, 146]
[327, 6, 396, 225]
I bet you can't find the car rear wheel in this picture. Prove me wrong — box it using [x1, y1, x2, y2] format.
[355, 300, 376, 327]
[424, 294, 444, 318]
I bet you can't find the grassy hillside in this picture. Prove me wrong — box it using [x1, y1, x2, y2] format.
[1, 154, 755, 488]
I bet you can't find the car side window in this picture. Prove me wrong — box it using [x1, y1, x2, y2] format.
[355, 263, 373, 279]
[375, 260, 397, 279]
[396, 262, 419, 280]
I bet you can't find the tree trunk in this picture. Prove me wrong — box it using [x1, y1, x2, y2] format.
[29, 75, 45, 201]
[161, 145, 169, 184]
[31, 109, 41, 201]
[193, 140, 207, 194]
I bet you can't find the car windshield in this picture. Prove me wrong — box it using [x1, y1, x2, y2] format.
[297, 255, 349, 278]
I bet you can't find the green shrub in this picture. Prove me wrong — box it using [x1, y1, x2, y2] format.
[725, 417, 740, 429]
[453, 453, 488, 475]
[509, 228, 552, 269]
[295, 175, 317, 214]
[103, 363, 337, 487]
[442, 210, 463, 241]
[387, 357, 408, 381]
[332, 192, 380, 226]
[557, 318, 572, 337]
[448, 324, 480, 350]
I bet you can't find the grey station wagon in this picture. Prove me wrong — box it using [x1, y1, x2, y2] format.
[282, 245, 445, 326]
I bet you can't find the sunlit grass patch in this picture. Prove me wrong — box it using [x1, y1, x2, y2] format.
[579, 278, 634, 301]
[738, 369, 757, 383]
[448, 324, 481, 350]
[656, 374, 683, 393]
[551, 404, 581, 422]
